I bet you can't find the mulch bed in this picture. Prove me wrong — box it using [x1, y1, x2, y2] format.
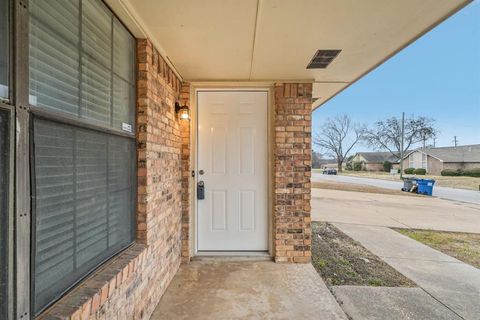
[312, 222, 416, 288]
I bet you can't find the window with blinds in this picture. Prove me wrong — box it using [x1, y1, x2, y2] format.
[29, 0, 136, 133]
[0, 107, 11, 320]
[29, 0, 136, 314]
[33, 119, 135, 313]
[0, 0, 9, 99]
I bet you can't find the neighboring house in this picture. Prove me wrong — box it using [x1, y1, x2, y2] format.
[318, 158, 339, 169]
[312, 152, 337, 169]
[0, 0, 470, 319]
[402, 145, 480, 175]
[351, 152, 400, 171]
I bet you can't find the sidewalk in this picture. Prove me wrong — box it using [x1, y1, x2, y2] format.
[334, 223, 480, 320]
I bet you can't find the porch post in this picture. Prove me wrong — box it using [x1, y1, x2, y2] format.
[179, 83, 192, 262]
[273, 83, 312, 263]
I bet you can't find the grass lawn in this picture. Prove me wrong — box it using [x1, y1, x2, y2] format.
[395, 229, 480, 269]
[340, 171, 480, 191]
[312, 222, 416, 287]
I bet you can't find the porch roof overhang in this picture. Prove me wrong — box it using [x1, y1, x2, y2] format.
[105, 0, 471, 110]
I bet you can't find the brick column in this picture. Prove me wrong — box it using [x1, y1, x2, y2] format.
[179, 83, 191, 262]
[136, 39, 184, 248]
[273, 83, 312, 263]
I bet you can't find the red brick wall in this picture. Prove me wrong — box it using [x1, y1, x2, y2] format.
[273, 83, 312, 263]
[38, 39, 190, 320]
[364, 163, 385, 171]
[133, 38, 186, 316]
[427, 157, 444, 175]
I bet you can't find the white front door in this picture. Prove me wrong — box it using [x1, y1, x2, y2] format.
[197, 91, 268, 251]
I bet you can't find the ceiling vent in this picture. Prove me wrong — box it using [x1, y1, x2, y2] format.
[306, 50, 341, 69]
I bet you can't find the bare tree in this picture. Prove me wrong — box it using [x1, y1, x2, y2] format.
[364, 115, 437, 160]
[314, 115, 365, 172]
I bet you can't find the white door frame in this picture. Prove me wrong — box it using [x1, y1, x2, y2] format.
[189, 83, 274, 256]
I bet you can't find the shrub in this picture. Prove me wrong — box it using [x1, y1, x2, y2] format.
[441, 169, 463, 176]
[353, 161, 363, 171]
[345, 162, 353, 171]
[464, 168, 480, 177]
[413, 168, 426, 175]
[383, 161, 392, 172]
[404, 167, 415, 174]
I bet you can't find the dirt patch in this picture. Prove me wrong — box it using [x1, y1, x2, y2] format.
[312, 222, 416, 288]
[395, 229, 480, 269]
[312, 180, 418, 197]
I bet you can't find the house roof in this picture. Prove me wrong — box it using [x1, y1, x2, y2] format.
[405, 145, 480, 163]
[355, 151, 399, 163]
[105, 0, 471, 110]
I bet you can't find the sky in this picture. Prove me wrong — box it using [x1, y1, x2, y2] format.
[312, 1, 480, 154]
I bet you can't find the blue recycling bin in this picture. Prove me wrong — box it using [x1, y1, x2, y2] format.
[416, 179, 435, 196]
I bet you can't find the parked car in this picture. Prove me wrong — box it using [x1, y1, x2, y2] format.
[323, 168, 337, 175]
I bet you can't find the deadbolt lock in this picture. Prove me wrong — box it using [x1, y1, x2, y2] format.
[197, 180, 205, 200]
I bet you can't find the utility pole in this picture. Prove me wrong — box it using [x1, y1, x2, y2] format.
[400, 112, 405, 180]
[453, 136, 458, 147]
[433, 136, 437, 148]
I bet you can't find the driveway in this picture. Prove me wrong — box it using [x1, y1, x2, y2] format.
[312, 173, 480, 205]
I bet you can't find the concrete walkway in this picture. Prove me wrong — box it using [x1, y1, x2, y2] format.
[332, 286, 462, 320]
[151, 260, 348, 320]
[334, 223, 480, 320]
[312, 173, 480, 205]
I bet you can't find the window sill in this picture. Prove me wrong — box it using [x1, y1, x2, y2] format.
[37, 243, 147, 320]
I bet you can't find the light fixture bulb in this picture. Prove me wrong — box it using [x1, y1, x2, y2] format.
[179, 109, 189, 120]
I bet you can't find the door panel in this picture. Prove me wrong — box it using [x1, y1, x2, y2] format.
[197, 91, 268, 251]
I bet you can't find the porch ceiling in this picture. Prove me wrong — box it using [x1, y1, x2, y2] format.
[105, 0, 470, 109]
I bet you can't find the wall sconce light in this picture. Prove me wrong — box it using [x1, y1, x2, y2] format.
[175, 102, 190, 120]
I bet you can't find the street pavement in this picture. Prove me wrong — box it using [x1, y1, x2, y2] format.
[312, 173, 480, 205]
[311, 188, 480, 233]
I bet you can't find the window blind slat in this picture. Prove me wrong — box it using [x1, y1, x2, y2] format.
[82, 0, 111, 68]
[81, 58, 111, 125]
[30, 18, 80, 114]
[30, 0, 79, 44]
[113, 76, 134, 130]
[113, 19, 134, 83]
[33, 120, 75, 312]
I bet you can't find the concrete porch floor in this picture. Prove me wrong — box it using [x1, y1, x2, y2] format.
[151, 260, 348, 320]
